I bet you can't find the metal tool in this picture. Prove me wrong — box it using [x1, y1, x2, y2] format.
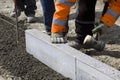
[14, 0, 19, 45]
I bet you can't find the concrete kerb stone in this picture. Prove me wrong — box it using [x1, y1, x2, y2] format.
[25, 29, 76, 80]
[25, 29, 120, 80]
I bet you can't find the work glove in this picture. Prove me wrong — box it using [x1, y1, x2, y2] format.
[92, 23, 108, 35]
[51, 33, 67, 43]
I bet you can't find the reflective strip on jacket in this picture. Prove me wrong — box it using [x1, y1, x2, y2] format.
[52, 0, 76, 33]
[100, 0, 120, 27]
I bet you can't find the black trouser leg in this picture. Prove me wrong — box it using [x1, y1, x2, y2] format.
[16, 0, 24, 11]
[75, 0, 96, 43]
[24, 0, 37, 16]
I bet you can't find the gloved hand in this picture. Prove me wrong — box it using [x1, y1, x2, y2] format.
[92, 23, 108, 35]
[51, 33, 67, 43]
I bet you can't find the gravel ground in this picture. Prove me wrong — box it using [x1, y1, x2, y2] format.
[0, 0, 120, 80]
[0, 14, 71, 80]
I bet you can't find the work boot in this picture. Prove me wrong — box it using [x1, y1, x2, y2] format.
[75, 34, 85, 44]
[69, 41, 84, 50]
[51, 32, 67, 44]
[10, 9, 21, 17]
[46, 29, 51, 35]
[27, 14, 36, 23]
[69, 35, 88, 50]
[83, 35, 105, 51]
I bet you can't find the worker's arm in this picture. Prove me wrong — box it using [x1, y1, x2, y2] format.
[92, 0, 120, 35]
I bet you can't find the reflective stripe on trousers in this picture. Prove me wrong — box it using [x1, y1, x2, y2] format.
[52, 0, 76, 33]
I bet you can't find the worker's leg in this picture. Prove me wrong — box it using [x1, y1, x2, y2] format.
[10, 0, 24, 17]
[75, 0, 97, 43]
[40, 0, 55, 34]
[24, 0, 37, 16]
[16, 0, 24, 11]
[92, 0, 120, 35]
[24, 0, 37, 22]
[51, 0, 76, 43]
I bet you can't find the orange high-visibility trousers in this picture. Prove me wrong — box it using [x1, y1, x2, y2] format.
[100, 0, 120, 27]
[52, 0, 76, 33]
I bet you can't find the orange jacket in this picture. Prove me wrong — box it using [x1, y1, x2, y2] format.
[100, 0, 120, 27]
[52, 0, 76, 33]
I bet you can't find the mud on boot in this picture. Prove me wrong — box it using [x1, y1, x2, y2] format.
[51, 32, 67, 44]
[83, 35, 105, 51]
[69, 35, 88, 50]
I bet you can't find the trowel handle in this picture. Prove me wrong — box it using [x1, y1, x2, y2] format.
[93, 32, 100, 40]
